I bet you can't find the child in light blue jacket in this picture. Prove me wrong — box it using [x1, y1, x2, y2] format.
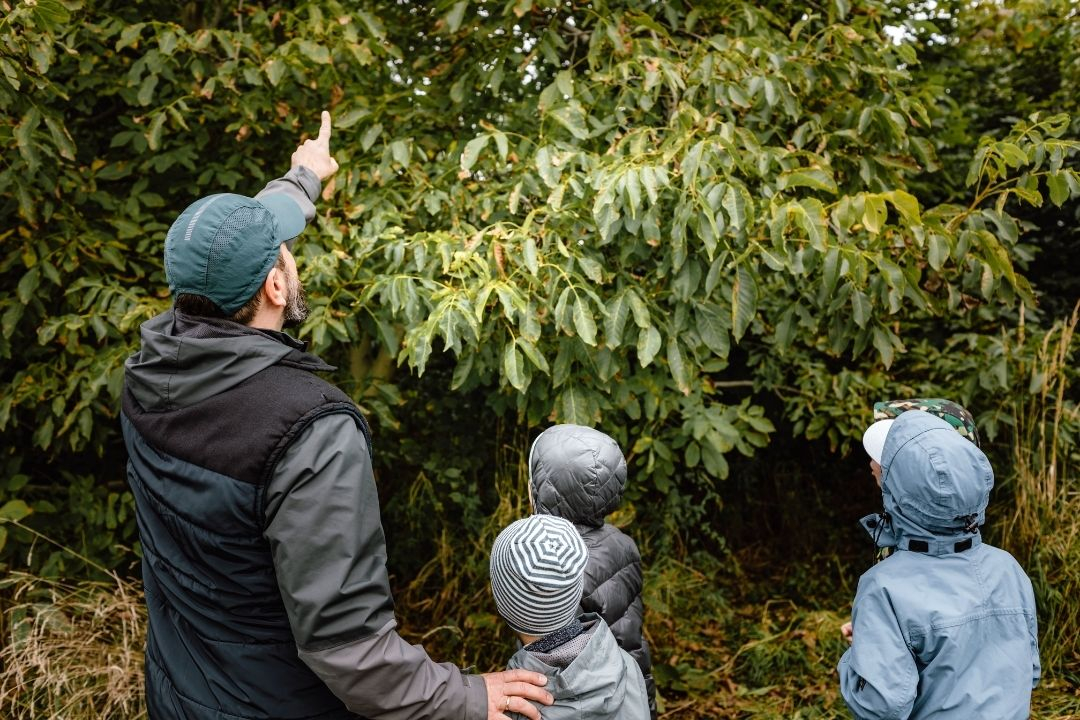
[839, 408, 1040, 720]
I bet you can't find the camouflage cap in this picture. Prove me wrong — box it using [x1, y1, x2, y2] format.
[873, 398, 980, 448]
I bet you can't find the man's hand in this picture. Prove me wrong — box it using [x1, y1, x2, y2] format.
[292, 110, 339, 181]
[481, 669, 553, 720]
[841, 621, 854, 644]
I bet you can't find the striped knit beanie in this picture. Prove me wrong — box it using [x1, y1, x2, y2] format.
[489, 515, 589, 636]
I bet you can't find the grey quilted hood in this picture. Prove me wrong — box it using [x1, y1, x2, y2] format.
[529, 424, 627, 528]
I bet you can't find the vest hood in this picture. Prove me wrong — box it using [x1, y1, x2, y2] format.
[529, 424, 627, 527]
[125, 310, 332, 411]
[862, 410, 993, 555]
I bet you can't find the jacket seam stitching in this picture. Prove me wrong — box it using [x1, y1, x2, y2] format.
[257, 403, 370, 527]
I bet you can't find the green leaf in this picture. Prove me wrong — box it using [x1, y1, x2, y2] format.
[522, 237, 539, 276]
[0, 57, 20, 90]
[549, 101, 590, 140]
[696, 304, 729, 358]
[17, 268, 40, 304]
[1047, 171, 1070, 207]
[731, 265, 758, 342]
[14, 108, 42, 172]
[875, 256, 905, 290]
[793, 198, 827, 251]
[851, 289, 871, 328]
[3, 302, 24, 339]
[605, 292, 629, 348]
[298, 40, 332, 64]
[928, 234, 949, 271]
[628, 290, 650, 329]
[723, 184, 747, 230]
[409, 329, 433, 374]
[666, 337, 691, 395]
[577, 256, 603, 284]
[503, 341, 526, 391]
[116, 23, 146, 50]
[159, 30, 178, 56]
[445, 1, 468, 33]
[862, 194, 887, 234]
[559, 385, 591, 424]
[624, 168, 641, 218]
[572, 297, 597, 346]
[493, 131, 509, 161]
[774, 306, 796, 350]
[981, 209, 1018, 244]
[461, 135, 489, 171]
[641, 166, 659, 204]
[821, 246, 841, 300]
[450, 351, 475, 390]
[637, 325, 662, 367]
[977, 230, 1017, 288]
[335, 108, 369, 129]
[872, 326, 895, 367]
[0, 499, 32, 523]
[361, 123, 383, 151]
[146, 113, 166, 151]
[517, 338, 549, 374]
[390, 140, 410, 166]
[44, 116, 77, 160]
[884, 190, 921, 225]
[778, 168, 837, 194]
[995, 141, 1028, 169]
[136, 73, 158, 106]
[31, 0, 70, 28]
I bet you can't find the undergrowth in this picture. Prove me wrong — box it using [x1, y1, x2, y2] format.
[1, 310, 1077, 718]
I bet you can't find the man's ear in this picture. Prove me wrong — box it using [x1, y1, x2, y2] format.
[261, 265, 288, 310]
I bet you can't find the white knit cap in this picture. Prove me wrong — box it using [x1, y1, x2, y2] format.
[489, 515, 589, 636]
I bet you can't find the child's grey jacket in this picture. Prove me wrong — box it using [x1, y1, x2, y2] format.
[507, 614, 649, 720]
[529, 424, 656, 716]
[839, 411, 1040, 720]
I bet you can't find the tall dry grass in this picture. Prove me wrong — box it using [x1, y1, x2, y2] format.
[999, 301, 1080, 680]
[0, 570, 146, 719]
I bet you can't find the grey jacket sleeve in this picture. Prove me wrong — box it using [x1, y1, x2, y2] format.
[255, 165, 321, 224]
[264, 412, 488, 720]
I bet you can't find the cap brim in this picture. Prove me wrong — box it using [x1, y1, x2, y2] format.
[862, 419, 894, 464]
[257, 193, 307, 245]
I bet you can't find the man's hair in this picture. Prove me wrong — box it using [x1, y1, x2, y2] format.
[174, 251, 287, 325]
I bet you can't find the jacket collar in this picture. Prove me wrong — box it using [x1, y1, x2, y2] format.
[859, 511, 983, 557]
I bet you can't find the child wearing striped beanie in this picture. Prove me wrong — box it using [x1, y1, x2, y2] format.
[489, 514, 649, 719]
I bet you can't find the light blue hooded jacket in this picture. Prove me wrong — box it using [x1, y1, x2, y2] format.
[839, 410, 1040, 720]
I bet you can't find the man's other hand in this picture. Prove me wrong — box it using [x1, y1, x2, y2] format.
[292, 111, 339, 181]
[481, 669, 553, 720]
[841, 621, 854, 644]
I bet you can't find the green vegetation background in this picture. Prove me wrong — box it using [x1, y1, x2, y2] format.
[0, 0, 1077, 716]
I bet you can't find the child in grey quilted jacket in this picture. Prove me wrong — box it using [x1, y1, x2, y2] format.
[528, 424, 657, 718]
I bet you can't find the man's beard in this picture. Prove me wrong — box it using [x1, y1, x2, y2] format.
[283, 271, 309, 327]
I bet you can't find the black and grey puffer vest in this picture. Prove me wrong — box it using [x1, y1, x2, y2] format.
[122, 322, 369, 720]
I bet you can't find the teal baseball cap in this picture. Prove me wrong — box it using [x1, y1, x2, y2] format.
[164, 192, 306, 314]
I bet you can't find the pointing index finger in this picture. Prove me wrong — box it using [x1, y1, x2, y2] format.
[316, 110, 332, 147]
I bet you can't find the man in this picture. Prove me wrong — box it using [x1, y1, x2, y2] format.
[121, 112, 552, 720]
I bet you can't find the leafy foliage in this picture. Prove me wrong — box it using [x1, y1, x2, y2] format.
[1, 0, 1079, 699]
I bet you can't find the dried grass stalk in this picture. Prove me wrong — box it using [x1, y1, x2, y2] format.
[0, 571, 146, 719]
